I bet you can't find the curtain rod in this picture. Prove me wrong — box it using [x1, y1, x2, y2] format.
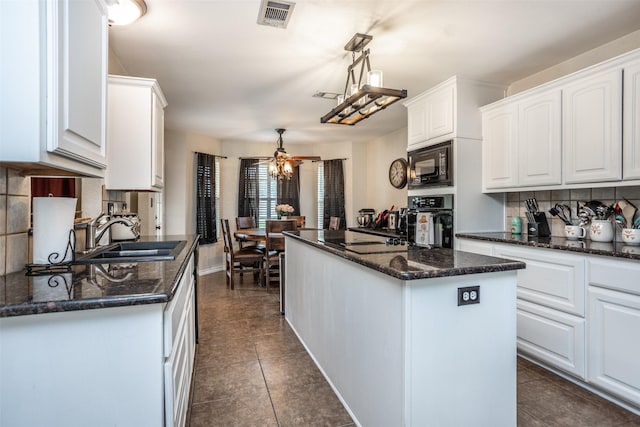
[194, 151, 227, 159]
[239, 156, 272, 160]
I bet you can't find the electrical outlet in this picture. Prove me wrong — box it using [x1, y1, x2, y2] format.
[458, 286, 480, 306]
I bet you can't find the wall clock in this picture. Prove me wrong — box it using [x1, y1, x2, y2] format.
[388, 158, 408, 189]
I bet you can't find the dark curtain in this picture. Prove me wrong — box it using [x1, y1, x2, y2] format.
[277, 166, 300, 214]
[238, 159, 260, 222]
[195, 152, 217, 244]
[323, 159, 346, 229]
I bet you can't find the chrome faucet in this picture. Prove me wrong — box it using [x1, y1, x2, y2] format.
[85, 213, 138, 251]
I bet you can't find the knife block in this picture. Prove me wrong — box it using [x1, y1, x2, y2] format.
[529, 212, 551, 237]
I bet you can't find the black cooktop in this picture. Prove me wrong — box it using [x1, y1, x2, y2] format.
[318, 231, 409, 254]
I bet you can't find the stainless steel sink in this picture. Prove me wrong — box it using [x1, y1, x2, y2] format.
[75, 240, 187, 264]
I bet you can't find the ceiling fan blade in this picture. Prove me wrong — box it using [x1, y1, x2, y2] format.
[291, 156, 321, 161]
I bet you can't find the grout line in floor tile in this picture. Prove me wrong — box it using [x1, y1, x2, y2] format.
[257, 350, 281, 427]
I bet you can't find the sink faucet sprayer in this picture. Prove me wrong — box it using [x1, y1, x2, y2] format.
[85, 213, 139, 251]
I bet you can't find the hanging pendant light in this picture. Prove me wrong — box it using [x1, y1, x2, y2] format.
[320, 33, 407, 125]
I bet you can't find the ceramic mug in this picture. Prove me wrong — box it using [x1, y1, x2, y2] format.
[564, 225, 586, 240]
[621, 228, 640, 246]
[589, 220, 614, 243]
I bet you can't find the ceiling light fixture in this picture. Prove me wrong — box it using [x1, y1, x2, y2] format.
[106, 0, 147, 26]
[269, 129, 295, 180]
[320, 33, 407, 126]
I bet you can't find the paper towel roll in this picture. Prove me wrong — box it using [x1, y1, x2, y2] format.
[33, 197, 77, 264]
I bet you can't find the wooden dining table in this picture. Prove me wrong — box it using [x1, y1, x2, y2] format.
[233, 228, 275, 243]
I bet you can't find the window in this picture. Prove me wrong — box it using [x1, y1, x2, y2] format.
[238, 159, 300, 227]
[257, 163, 278, 228]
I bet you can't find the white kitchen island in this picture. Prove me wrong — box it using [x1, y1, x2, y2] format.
[284, 230, 525, 427]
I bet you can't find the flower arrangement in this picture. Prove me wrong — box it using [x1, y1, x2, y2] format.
[275, 204, 294, 217]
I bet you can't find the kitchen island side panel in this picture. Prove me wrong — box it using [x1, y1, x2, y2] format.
[285, 237, 518, 427]
[404, 271, 517, 426]
[285, 239, 405, 427]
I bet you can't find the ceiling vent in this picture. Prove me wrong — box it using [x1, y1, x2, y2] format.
[257, 0, 295, 29]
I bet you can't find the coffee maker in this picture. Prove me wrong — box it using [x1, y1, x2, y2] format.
[406, 195, 454, 248]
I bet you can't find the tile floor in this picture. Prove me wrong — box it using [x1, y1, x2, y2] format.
[189, 271, 640, 427]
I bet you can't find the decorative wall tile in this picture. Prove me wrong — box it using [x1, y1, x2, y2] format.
[0, 195, 6, 235]
[0, 235, 5, 276]
[592, 187, 615, 200]
[6, 233, 28, 274]
[550, 190, 570, 201]
[7, 169, 29, 196]
[7, 196, 29, 234]
[616, 186, 640, 200]
[570, 188, 591, 201]
[0, 167, 6, 194]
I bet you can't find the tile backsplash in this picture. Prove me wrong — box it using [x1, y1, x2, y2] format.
[0, 167, 129, 275]
[506, 186, 640, 238]
[1, 167, 30, 275]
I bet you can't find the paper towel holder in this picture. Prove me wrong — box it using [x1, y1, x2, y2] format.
[26, 229, 76, 276]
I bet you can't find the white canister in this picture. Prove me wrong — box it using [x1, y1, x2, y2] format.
[564, 225, 586, 240]
[589, 220, 614, 243]
[33, 197, 77, 264]
[621, 228, 640, 246]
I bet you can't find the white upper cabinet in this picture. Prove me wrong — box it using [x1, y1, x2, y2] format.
[106, 76, 167, 192]
[425, 84, 455, 141]
[518, 90, 562, 187]
[623, 59, 640, 180]
[482, 88, 562, 190]
[405, 76, 505, 151]
[481, 49, 640, 192]
[0, 0, 108, 176]
[563, 68, 622, 184]
[482, 103, 518, 189]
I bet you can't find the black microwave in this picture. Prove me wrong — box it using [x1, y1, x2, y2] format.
[408, 140, 453, 189]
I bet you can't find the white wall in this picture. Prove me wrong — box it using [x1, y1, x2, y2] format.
[508, 29, 640, 95]
[365, 127, 408, 213]
[164, 129, 222, 274]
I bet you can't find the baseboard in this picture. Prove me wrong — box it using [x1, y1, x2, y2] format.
[198, 265, 224, 276]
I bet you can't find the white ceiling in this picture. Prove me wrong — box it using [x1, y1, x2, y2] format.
[109, 0, 640, 147]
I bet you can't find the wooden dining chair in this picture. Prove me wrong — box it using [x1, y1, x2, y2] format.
[263, 219, 297, 290]
[235, 216, 260, 249]
[221, 219, 264, 290]
[287, 215, 306, 228]
[329, 216, 341, 230]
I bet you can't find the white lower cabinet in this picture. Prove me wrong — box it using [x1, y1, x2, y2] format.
[493, 246, 585, 316]
[164, 256, 196, 427]
[587, 259, 640, 408]
[517, 299, 585, 378]
[459, 237, 640, 412]
[492, 245, 586, 377]
[0, 253, 196, 427]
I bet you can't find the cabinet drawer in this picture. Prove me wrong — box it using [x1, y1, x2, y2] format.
[164, 306, 192, 427]
[494, 246, 585, 315]
[588, 258, 640, 296]
[588, 286, 640, 406]
[517, 300, 586, 378]
[164, 257, 194, 357]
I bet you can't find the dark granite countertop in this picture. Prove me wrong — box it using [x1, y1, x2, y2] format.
[456, 232, 640, 261]
[284, 230, 525, 280]
[0, 235, 199, 318]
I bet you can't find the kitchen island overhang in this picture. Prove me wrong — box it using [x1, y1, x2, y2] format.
[283, 230, 525, 427]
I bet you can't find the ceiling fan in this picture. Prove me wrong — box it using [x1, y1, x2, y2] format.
[262, 129, 320, 180]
